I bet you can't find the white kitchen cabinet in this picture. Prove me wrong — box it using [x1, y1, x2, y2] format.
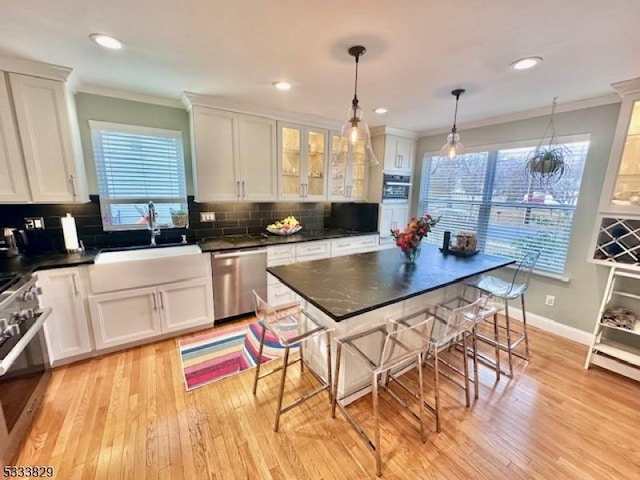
[295, 240, 331, 261]
[383, 135, 415, 173]
[8, 73, 86, 203]
[0, 73, 29, 202]
[328, 131, 368, 201]
[89, 277, 214, 350]
[278, 122, 328, 201]
[585, 266, 640, 382]
[158, 277, 214, 333]
[88, 287, 161, 350]
[330, 235, 379, 257]
[38, 267, 93, 365]
[380, 204, 409, 239]
[190, 106, 277, 202]
[598, 78, 640, 217]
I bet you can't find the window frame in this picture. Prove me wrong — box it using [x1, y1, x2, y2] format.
[417, 134, 591, 277]
[90, 120, 188, 232]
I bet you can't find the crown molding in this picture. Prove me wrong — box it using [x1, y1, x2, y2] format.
[0, 55, 71, 82]
[75, 84, 184, 108]
[611, 77, 640, 96]
[417, 93, 621, 137]
[369, 125, 419, 140]
[182, 92, 343, 129]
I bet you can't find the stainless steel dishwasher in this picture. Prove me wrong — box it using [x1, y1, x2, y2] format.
[211, 248, 267, 321]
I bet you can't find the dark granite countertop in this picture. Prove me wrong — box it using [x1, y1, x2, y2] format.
[198, 229, 378, 252]
[267, 244, 515, 322]
[0, 250, 100, 276]
[0, 229, 378, 276]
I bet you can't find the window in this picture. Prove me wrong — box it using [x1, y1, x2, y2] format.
[418, 137, 590, 274]
[90, 121, 187, 230]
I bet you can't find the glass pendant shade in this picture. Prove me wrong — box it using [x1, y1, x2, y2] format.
[330, 45, 379, 166]
[441, 88, 466, 160]
[440, 130, 464, 159]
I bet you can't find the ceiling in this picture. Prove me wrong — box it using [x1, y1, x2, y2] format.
[1, 0, 639, 132]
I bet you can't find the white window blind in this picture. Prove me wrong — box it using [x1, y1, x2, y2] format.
[90, 121, 187, 230]
[418, 139, 590, 274]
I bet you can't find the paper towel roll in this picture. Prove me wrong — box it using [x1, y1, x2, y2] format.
[61, 213, 80, 252]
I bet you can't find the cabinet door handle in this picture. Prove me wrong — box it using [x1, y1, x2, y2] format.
[242, 181, 246, 198]
[159, 292, 164, 309]
[236, 181, 241, 198]
[152, 293, 157, 310]
[71, 274, 79, 296]
[69, 174, 77, 198]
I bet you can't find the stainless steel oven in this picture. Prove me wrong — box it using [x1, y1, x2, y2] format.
[0, 273, 51, 465]
[382, 173, 411, 203]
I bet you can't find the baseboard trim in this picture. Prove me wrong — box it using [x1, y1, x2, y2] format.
[507, 308, 592, 346]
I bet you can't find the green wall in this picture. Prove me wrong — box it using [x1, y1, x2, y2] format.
[75, 93, 192, 195]
[415, 103, 621, 333]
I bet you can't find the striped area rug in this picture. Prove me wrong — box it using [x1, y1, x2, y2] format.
[178, 321, 298, 391]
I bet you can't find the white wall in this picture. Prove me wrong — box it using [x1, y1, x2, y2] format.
[414, 103, 621, 333]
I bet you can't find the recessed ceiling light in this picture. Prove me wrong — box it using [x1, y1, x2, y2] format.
[273, 81, 291, 91]
[89, 33, 125, 50]
[510, 56, 543, 70]
[373, 107, 388, 114]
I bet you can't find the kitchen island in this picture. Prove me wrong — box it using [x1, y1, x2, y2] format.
[267, 244, 514, 399]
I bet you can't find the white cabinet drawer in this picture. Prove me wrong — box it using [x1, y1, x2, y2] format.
[331, 235, 379, 257]
[295, 240, 330, 259]
[267, 245, 296, 266]
[268, 281, 297, 307]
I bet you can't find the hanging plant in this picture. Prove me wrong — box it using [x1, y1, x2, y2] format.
[524, 98, 571, 185]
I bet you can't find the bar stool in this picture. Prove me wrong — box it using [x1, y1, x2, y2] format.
[463, 251, 540, 377]
[251, 290, 333, 432]
[331, 299, 483, 477]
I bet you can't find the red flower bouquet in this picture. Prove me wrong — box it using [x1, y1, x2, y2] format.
[391, 214, 440, 263]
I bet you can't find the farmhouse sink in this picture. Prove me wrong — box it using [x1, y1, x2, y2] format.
[94, 244, 202, 264]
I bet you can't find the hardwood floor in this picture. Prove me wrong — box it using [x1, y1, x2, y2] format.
[15, 317, 640, 479]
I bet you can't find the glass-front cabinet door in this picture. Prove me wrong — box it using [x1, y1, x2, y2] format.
[306, 129, 327, 200]
[611, 100, 640, 208]
[599, 82, 640, 216]
[328, 131, 367, 201]
[280, 126, 302, 198]
[278, 123, 328, 200]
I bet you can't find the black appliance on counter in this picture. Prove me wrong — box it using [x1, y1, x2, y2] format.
[0, 273, 51, 464]
[329, 203, 379, 232]
[11, 229, 53, 257]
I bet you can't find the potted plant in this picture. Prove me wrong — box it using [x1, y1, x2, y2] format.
[171, 208, 189, 228]
[524, 98, 571, 185]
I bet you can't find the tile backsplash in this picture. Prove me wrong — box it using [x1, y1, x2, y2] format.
[0, 196, 341, 252]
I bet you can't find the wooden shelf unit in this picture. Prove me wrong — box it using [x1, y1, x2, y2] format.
[585, 265, 640, 381]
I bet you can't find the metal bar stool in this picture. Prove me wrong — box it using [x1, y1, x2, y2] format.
[391, 297, 489, 431]
[331, 315, 433, 477]
[463, 251, 540, 377]
[252, 290, 333, 432]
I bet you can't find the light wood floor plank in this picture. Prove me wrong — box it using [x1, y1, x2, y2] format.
[13, 316, 640, 479]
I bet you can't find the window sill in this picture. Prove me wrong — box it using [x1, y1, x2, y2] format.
[504, 264, 571, 283]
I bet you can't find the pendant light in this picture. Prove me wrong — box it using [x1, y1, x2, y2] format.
[330, 45, 379, 166]
[440, 88, 466, 160]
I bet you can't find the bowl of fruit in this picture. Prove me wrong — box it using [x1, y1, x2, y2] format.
[266, 216, 302, 235]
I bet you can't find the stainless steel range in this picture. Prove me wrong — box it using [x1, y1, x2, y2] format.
[0, 272, 51, 465]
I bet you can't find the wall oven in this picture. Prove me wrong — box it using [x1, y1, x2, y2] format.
[0, 273, 51, 465]
[382, 173, 411, 203]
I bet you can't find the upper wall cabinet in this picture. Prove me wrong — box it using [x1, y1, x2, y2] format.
[190, 106, 277, 202]
[599, 78, 640, 217]
[328, 130, 368, 202]
[383, 134, 415, 173]
[0, 74, 29, 202]
[278, 122, 328, 201]
[0, 70, 87, 203]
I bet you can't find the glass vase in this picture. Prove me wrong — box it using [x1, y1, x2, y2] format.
[401, 245, 421, 264]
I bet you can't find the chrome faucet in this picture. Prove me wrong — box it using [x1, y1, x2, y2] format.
[147, 201, 160, 246]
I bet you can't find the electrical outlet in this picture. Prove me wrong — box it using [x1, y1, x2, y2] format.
[545, 295, 555, 307]
[200, 212, 216, 222]
[24, 217, 45, 229]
